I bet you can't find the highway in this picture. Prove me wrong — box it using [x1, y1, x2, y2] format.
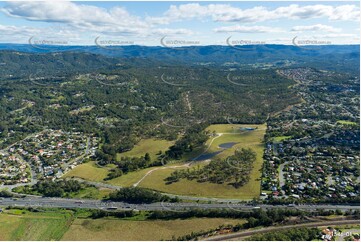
[0, 197, 359, 212]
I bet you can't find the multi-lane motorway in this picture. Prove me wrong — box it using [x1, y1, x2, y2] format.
[0, 197, 359, 212]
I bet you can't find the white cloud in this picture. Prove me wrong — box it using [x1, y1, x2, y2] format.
[1, 1, 197, 39]
[1, 1, 149, 31]
[152, 28, 194, 35]
[214, 25, 284, 33]
[330, 5, 360, 21]
[0, 24, 41, 36]
[0, 24, 85, 44]
[147, 4, 273, 24]
[291, 24, 341, 33]
[316, 33, 358, 38]
[149, 3, 360, 24]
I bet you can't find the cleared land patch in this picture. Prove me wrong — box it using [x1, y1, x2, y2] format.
[61, 217, 244, 241]
[337, 120, 357, 126]
[272, 136, 292, 142]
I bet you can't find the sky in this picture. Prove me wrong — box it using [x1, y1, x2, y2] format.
[0, 1, 359, 46]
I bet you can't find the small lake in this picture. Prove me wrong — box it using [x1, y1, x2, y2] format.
[240, 127, 255, 131]
[218, 142, 238, 149]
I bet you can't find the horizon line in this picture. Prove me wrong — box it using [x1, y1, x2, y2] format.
[0, 43, 359, 48]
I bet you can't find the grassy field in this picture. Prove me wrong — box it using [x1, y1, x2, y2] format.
[337, 120, 357, 126]
[272, 135, 292, 142]
[139, 124, 266, 199]
[116, 138, 175, 161]
[61, 217, 244, 241]
[68, 187, 113, 200]
[0, 209, 73, 240]
[62, 161, 110, 182]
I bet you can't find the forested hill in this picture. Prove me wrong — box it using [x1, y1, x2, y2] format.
[0, 51, 118, 78]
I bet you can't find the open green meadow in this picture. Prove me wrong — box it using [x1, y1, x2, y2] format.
[337, 120, 357, 126]
[61, 217, 244, 241]
[0, 209, 73, 240]
[62, 161, 110, 182]
[272, 135, 292, 142]
[116, 138, 175, 161]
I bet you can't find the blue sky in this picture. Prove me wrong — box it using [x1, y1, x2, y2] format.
[0, 1, 359, 46]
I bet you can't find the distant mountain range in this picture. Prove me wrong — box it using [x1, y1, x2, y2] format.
[0, 43, 358, 58]
[0, 44, 359, 78]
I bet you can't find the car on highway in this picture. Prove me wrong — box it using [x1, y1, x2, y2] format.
[106, 207, 118, 210]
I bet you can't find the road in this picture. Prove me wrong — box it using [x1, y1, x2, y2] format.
[278, 161, 288, 188]
[0, 197, 358, 212]
[205, 219, 360, 241]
